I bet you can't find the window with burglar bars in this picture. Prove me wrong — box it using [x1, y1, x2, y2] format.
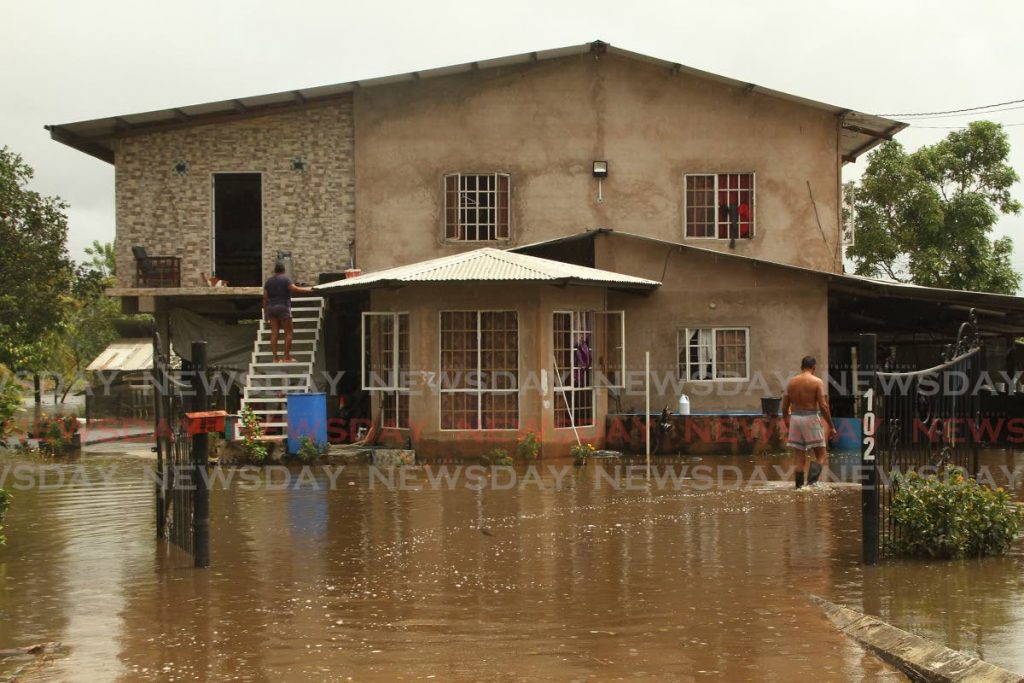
[362, 312, 410, 428]
[684, 173, 755, 239]
[440, 311, 519, 430]
[444, 173, 511, 241]
[553, 311, 626, 428]
[678, 327, 749, 381]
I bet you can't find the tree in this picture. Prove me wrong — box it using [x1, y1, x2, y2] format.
[83, 239, 116, 278]
[0, 147, 73, 370]
[846, 121, 1022, 294]
[50, 262, 121, 401]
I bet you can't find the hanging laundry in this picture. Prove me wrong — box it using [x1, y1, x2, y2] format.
[574, 336, 592, 387]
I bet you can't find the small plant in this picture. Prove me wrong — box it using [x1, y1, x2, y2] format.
[240, 405, 268, 465]
[488, 448, 513, 466]
[570, 442, 596, 466]
[35, 414, 78, 455]
[0, 368, 23, 439]
[297, 435, 327, 463]
[516, 432, 541, 462]
[889, 466, 1024, 559]
[0, 488, 8, 545]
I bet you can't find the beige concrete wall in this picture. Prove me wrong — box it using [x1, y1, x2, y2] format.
[113, 99, 355, 288]
[598, 235, 829, 413]
[369, 283, 607, 458]
[355, 52, 842, 273]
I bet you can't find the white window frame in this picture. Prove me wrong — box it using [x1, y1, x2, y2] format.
[361, 312, 410, 428]
[682, 172, 756, 241]
[552, 310, 596, 429]
[438, 309, 520, 432]
[594, 310, 626, 389]
[678, 327, 750, 382]
[442, 172, 511, 243]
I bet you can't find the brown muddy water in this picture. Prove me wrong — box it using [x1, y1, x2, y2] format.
[0, 448, 1021, 682]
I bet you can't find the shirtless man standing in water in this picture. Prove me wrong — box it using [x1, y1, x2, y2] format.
[781, 356, 836, 488]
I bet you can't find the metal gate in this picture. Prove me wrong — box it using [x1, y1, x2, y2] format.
[860, 310, 984, 564]
[153, 328, 211, 567]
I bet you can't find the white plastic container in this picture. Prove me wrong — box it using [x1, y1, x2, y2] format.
[679, 393, 690, 416]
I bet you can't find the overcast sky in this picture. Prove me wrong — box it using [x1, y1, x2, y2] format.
[4, 0, 1024, 275]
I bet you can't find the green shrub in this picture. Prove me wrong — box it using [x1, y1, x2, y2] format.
[487, 448, 513, 466]
[36, 414, 78, 454]
[297, 435, 326, 463]
[0, 367, 22, 438]
[240, 405, 268, 465]
[890, 466, 1024, 559]
[516, 432, 541, 461]
[0, 489, 8, 545]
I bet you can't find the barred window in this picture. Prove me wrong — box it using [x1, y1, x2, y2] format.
[684, 173, 755, 239]
[552, 310, 626, 428]
[553, 311, 594, 428]
[362, 312, 410, 428]
[678, 327, 749, 381]
[444, 173, 511, 241]
[440, 311, 518, 430]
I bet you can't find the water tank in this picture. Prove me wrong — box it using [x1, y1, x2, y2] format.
[287, 393, 327, 455]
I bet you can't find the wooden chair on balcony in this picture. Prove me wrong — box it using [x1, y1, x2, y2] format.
[133, 246, 181, 287]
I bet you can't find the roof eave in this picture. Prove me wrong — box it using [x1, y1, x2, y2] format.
[47, 40, 905, 164]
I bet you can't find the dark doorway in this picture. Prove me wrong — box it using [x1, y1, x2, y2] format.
[213, 173, 262, 286]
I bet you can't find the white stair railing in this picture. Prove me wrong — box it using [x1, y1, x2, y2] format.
[239, 297, 325, 438]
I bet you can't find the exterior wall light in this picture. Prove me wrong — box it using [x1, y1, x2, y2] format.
[173, 160, 189, 176]
[593, 161, 608, 203]
[291, 157, 307, 172]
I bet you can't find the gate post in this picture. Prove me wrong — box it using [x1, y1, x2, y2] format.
[859, 333, 880, 565]
[190, 341, 211, 568]
[153, 328, 165, 538]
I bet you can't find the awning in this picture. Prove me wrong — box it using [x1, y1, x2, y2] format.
[86, 338, 153, 372]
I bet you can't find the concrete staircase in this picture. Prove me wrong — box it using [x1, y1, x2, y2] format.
[240, 296, 325, 438]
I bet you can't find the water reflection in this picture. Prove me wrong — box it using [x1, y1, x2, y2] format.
[0, 450, 1019, 680]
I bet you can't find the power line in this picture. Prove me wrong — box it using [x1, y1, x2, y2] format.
[912, 122, 1024, 129]
[880, 97, 1024, 117]
[892, 104, 1024, 120]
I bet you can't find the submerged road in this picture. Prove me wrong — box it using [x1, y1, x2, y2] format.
[0, 448, 1021, 681]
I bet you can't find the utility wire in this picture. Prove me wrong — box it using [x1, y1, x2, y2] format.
[891, 104, 1024, 120]
[881, 97, 1024, 117]
[912, 122, 1024, 129]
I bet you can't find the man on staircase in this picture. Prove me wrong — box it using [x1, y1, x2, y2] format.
[263, 262, 316, 363]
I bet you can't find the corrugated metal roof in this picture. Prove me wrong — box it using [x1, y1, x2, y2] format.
[513, 229, 1024, 311]
[86, 338, 153, 372]
[314, 247, 660, 291]
[47, 40, 905, 164]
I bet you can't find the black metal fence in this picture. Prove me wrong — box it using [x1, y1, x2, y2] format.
[861, 311, 984, 564]
[166, 422, 195, 556]
[152, 329, 211, 568]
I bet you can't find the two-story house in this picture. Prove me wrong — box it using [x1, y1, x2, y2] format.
[48, 41, 1024, 456]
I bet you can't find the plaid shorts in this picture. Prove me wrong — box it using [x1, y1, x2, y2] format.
[787, 411, 825, 451]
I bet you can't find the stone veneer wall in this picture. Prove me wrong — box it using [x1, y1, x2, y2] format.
[113, 98, 354, 288]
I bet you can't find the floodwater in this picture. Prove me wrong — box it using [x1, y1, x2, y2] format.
[0, 448, 1021, 682]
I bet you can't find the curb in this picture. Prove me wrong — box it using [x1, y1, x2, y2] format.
[810, 595, 1023, 683]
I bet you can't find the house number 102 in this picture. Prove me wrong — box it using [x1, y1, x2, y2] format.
[862, 388, 875, 462]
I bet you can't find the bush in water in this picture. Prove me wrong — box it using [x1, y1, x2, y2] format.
[890, 466, 1023, 559]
